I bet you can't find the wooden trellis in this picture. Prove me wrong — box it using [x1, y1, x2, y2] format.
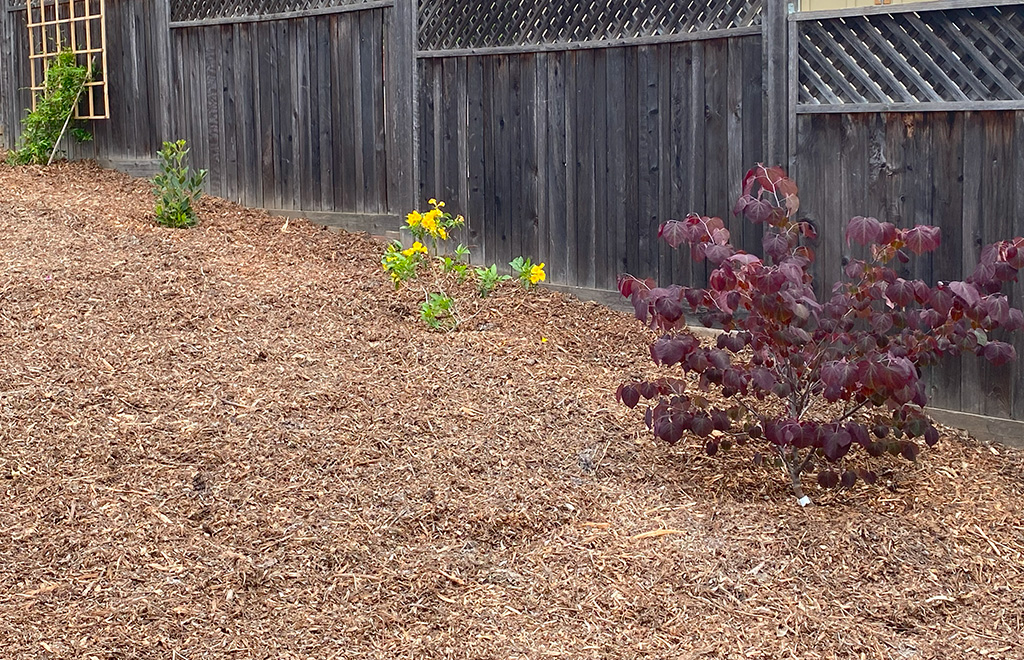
[169, 0, 366, 22]
[417, 0, 764, 51]
[26, 0, 108, 119]
[795, 3, 1024, 109]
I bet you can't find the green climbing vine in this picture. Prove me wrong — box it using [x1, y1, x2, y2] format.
[8, 49, 93, 166]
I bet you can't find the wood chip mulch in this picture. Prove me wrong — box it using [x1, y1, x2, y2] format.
[1, 159, 1023, 660]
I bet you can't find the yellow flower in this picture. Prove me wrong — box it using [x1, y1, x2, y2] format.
[438, 227, 448, 240]
[529, 263, 546, 285]
[421, 209, 443, 236]
[401, 241, 427, 257]
[407, 210, 423, 227]
[428, 198, 437, 206]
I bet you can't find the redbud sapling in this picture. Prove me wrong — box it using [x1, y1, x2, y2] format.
[617, 164, 1024, 504]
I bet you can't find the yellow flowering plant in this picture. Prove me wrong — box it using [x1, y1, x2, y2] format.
[510, 256, 546, 288]
[381, 240, 428, 289]
[384, 198, 474, 331]
[385, 199, 550, 331]
[406, 198, 465, 249]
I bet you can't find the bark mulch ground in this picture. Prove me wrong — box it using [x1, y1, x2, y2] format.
[1, 160, 1023, 660]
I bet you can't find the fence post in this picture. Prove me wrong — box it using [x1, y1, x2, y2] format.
[385, 0, 416, 215]
[762, 0, 790, 169]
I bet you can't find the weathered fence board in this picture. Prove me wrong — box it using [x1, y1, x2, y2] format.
[417, 34, 764, 290]
[168, 8, 388, 214]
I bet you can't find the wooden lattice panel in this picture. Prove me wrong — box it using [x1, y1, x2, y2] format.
[418, 0, 764, 51]
[26, 0, 108, 119]
[797, 5, 1024, 107]
[170, 0, 367, 22]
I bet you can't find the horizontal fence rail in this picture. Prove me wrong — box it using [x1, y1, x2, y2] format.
[794, 2, 1024, 111]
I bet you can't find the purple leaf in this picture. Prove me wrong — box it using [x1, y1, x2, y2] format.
[658, 220, 688, 249]
[823, 429, 852, 462]
[745, 198, 775, 224]
[817, 470, 840, 489]
[903, 225, 941, 255]
[654, 296, 684, 323]
[763, 232, 789, 261]
[617, 384, 640, 409]
[820, 360, 852, 390]
[949, 281, 982, 307]
[878, 222, 898, 245]
[886, 279, 915, 307]
[705, 244, 734, 266]
[691, 414, 713, 438]
[985, 296, 1010, 325]
[982, 341, 1016, 366]
[846, 216, 882, 246]
[732, 194, 752, 218]
[650, 335, 698, 367]
[900, 442, 920, 462]
[841, 470, 858, 489]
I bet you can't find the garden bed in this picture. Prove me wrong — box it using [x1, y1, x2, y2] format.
[1, 160, 1022, 659]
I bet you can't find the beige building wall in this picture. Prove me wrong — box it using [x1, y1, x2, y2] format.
[799, 0, 940, 10]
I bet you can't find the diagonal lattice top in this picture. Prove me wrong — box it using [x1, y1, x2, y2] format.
[170, 0, 368, 22]
[418, 0, 763, 51]
[797, 5, 1024, 106]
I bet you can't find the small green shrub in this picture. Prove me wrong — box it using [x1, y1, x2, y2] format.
[420, 293, 456, 330]
[8, 49, 92, 166]
[152, 139, 207, 228]
[474, 264, 510, 298]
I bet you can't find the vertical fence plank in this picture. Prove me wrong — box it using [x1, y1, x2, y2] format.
[466, 55, 486, 263]
[368, 9, 387, 214]
[334, 13, 354, 211]
[563, 52, 577, 283]
[606, 47, 628, 282]
[314, 16, 332, 211]
[1013, 112, 1024, 420]
[959, 113, 985, 415]
[637, 45, 659, 283]
[667, 42, 692, 288]
[508, 53, 524, 266]
[546, 51, 567, 284]
[687, 40, 707, 287]
[222, 24, 238, 203]
[533, 52, 549, 271]
[592, 50, 610, 290]
[623, 46, 640, 279]
[927, 112, 964, 412]
[979, 113, 1015, 419]
[575, 49, 596, 289]
[521, 52, 540, 267]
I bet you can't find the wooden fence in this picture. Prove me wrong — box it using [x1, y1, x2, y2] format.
[1, 0, 1024, 429]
